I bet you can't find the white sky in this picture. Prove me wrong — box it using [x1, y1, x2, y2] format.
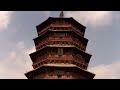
[0, 11, 120, 79]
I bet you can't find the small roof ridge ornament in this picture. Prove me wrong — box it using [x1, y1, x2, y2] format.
[59, 11, 64, 18]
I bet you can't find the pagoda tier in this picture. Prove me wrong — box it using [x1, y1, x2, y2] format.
[25, 12, 95, 79]
[25, 64, 95, 79]
[33, 30, 88, 51]
[29, 46, 91, 70]
[36, 17, 85, 37]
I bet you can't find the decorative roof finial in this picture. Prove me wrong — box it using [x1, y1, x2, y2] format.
[59, 11, 64, 18]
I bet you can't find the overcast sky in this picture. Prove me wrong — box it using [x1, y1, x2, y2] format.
[0, 11, 120, 79]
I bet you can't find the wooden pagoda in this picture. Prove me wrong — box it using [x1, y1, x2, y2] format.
[25, 11, 95, 79]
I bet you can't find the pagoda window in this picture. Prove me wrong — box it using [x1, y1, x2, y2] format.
[58, 48, 63, 56]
